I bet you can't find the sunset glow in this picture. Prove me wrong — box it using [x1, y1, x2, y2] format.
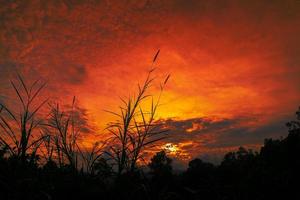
[0, 0, 300, 165]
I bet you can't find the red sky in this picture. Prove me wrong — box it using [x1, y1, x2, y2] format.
[0, 0, 300, 165]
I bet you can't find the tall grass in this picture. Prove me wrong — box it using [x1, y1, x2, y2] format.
[80, 140, 107, 175]
[0, 75, 47, 161]
[105, 50, 170, 175]
[0, 51, 170, 175]
[46, 97, 82, 169]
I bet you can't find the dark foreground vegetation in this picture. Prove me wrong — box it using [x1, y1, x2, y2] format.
[0, 53, 299, 199]
[0, 106, 299, 200]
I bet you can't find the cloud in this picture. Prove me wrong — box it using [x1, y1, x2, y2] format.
[0, 0, 299, 165]
[153, 114, 289, 163]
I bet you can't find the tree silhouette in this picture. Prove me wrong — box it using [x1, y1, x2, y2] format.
[1, 73, 300, 200]
[286, 106, 300, 134]
[148, 150, 172, 178]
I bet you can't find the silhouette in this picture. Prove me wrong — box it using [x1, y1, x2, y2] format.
[0, 71, 300, 199]
[104, 50, 170, 176]
[149, 150, 173, 178]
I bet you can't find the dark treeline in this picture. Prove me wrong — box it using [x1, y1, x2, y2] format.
[0, 107, 299, 200]
[0, 52, 299, 199]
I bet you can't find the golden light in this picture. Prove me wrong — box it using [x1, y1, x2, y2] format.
[186, 122, 204, 133]
[162, 142, 192, 161]
[163, 143, 179, 154]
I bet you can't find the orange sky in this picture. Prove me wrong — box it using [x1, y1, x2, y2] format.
[0, 0, 300, 165]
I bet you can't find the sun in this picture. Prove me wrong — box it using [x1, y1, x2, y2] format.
[163, 143, 179, 154]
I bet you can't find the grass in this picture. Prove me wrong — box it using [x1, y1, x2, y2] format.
[0, 75, 47, 161]
[0, 51, 170, 176]
[0, 53, 299, 200]
[104, 50, 170, 175]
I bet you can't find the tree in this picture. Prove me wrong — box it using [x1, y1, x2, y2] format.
[148, 150, 172, 177]
[286, 106, 300, 134]
[221, 147, 257, 166]
[187, 158, 214, 174]
[93, 157, 113, 178]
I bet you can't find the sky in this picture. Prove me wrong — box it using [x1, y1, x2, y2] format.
[0, 0, 300, 166]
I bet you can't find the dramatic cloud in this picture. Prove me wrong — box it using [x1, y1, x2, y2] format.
[149, 114, 288, 165]
[0, 0, 299, 164]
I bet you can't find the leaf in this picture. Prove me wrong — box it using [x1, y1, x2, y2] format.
[164, 74, 170, 85]
[28, 98, 49, 121]
[143, 136, 168, 147]
[72, 96, 76, 107]
[17, 74, 29, 96]
[149, 67, 156, 73]
[29, 82, 47, 104]
[103, 109, 122, 117]
[153, 49, 160, 63]
[11, 81, 25, 109]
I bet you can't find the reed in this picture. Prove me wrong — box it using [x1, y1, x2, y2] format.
[105, 50, 170, 175]
[0, 74, 47, 162]
[46, 97, 82, 169]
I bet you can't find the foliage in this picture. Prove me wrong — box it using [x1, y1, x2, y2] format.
[0, 106, 300, 199]
[148, 150, 172, 177]
[0, 75, 47, 161]
[105, 50, 170, 175]
[1, 62, 300, 199]
[46, 97, 83, 169]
